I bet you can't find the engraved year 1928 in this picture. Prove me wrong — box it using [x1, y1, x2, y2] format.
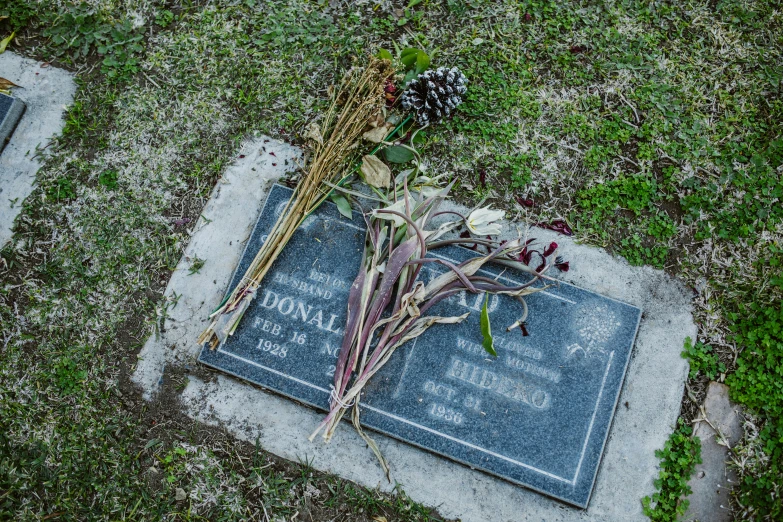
[254, 337, 288, 358]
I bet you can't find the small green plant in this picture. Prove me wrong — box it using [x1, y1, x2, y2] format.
[98, 169, 118, 190]
[642, 421, 702, 521]
[188, 257, 205, 275]
[377, 46, 430, 85]
[681, 337, 726, 380]
[496, 152, 537, 189]
[726, 302, 783, 519]
[161, 445, 188, 484]
[617, 234, 668, 268]
[41, 4, 145, 83]
[155, 10, 175, 28]
[54, 357, 87, 394]
[46, 177, 76, 201]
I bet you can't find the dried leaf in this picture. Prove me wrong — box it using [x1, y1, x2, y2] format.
[0, 31, 15, 54]
[372, 517, 389, 522]
[0, 77, 20, 90]
[423, 256, 485, 299]
[368, 111, 385, 128]
[304, 122, 323, 147]
[360, 154, 391, 189]
[362, 124, 392, 143]
[389, 312, 470, 349]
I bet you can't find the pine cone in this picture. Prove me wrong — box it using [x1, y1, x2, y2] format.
[400, 66, 468, 125]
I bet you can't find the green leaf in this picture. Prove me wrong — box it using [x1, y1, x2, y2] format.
[400, 47, 420, 70]
[0, 31, 15, 54]
[480, 294, 496, 356]
[402, 69, 418, 86]
[331, 193, 352, 219]
[377, 48, 393, 61]
[408, 0, 424, 6]
[415, 51, 430, 73]
[384, 145, 415, 164]
[412, 130, 427, 145]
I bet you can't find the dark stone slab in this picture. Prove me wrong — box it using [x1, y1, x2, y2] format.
[0, 92, 26, 154]
[199, 184, 641, 508]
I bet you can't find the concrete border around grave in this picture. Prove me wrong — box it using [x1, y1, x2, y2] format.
[0, 52, 77, 246]
[133, 136, 695, 522]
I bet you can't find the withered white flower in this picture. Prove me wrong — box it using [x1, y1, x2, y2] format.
[466, 206, 504, 236]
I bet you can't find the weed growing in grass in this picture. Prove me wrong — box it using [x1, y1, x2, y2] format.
[98, 169, 118, 190]
[2, 0, 150, 83]
[726, 301, 783, 520]
[682, 337, 727, 381]
[642, 421, 702, 521]
[53, 356, 87, 394]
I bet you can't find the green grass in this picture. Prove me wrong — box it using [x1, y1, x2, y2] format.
[0, 0, 782, 519]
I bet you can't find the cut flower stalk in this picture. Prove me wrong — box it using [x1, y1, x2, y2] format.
[309, 179, 558, 477]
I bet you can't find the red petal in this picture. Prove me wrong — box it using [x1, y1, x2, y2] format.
[543, 242, 558, 257]
[556, 261, 570, 272]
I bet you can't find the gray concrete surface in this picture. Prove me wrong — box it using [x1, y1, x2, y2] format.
[0, 52, 76, 246]
[133, 136, 696, 521]
[684, 382, 743, 522]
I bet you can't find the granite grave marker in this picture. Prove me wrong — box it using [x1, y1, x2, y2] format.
[0, 92, 25, 154]
[199, 184, 641, 508]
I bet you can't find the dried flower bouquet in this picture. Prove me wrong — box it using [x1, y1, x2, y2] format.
[309, 167, 560, 475]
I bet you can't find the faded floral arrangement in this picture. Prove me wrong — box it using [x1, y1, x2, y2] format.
[199, 50, 568, 472]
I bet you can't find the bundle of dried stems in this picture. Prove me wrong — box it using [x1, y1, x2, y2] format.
[198, 57, 395, 349]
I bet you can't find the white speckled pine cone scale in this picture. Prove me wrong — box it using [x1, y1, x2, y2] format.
[400, 66, 468, 125]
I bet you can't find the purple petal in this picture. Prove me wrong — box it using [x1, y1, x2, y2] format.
[460, 230, 479, 251]
[534, 220, 573, 236]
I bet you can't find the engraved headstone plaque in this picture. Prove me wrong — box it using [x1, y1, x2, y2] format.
[0, 92, 25, 154]
[199, 184, 641, 508]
